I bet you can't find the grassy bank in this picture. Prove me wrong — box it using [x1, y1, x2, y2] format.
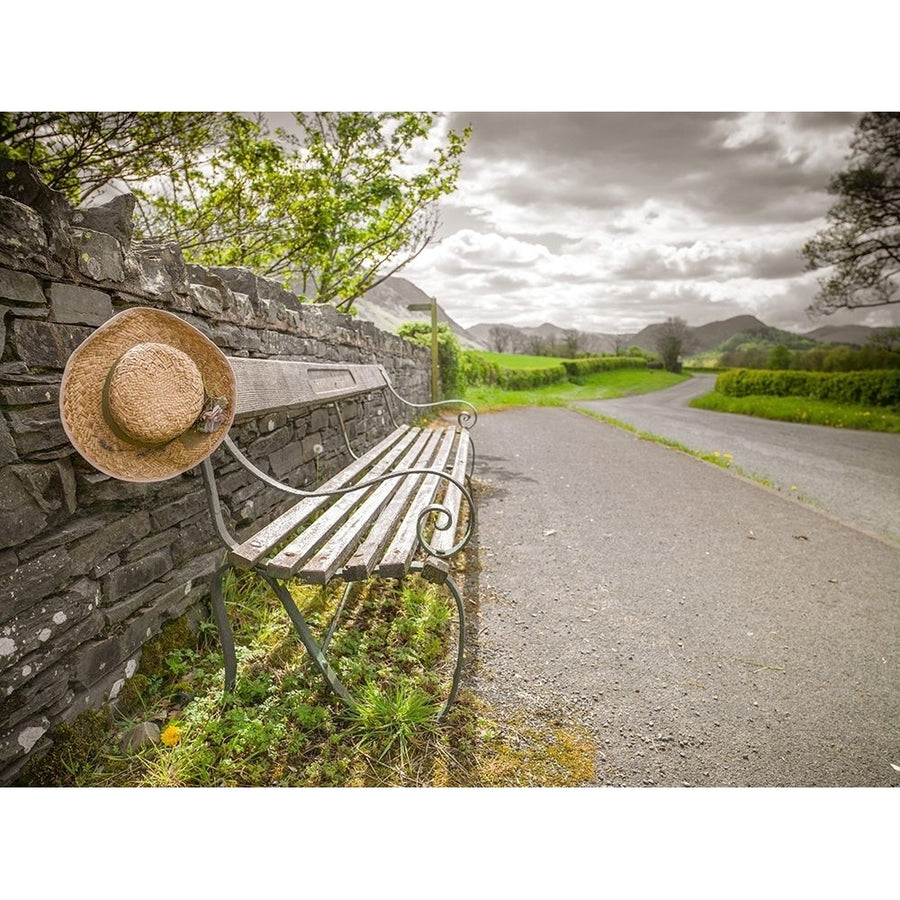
[689, 391, 900, 433]
[17, 570, 595, 788]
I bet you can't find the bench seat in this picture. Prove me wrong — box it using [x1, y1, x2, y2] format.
[229, 423, 472, 583]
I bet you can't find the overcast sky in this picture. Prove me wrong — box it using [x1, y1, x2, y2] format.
[401, 112, 900, 336]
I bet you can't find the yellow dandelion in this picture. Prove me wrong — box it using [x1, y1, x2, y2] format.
[160, 724, 183, 747]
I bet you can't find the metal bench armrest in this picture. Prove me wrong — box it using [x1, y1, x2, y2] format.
[379, 366, 478, 429]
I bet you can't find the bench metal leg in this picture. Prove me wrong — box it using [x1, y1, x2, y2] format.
[321, 581, 355, 656]
[212, 566, 465, 722]
[256, 571, 356, 708]
[410, 563, 466, 722]
[210, 564, 238, 694]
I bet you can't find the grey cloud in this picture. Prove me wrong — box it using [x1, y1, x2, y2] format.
[449, 111, 858, 228]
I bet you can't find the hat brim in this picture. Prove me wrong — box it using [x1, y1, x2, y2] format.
[60, 307, 236, 482]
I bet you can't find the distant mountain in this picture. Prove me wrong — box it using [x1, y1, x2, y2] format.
[629, 315, 769, 355]
[469, 321, 568, 344]
[803, 324, 891, 347]
[354, 278, 487, 350]
[472, 314, 890, 357]
[470, 321, 622, 355]
[356, 278, 891, 356]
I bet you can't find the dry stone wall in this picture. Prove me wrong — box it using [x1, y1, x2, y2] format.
[0, 159, 431, 783]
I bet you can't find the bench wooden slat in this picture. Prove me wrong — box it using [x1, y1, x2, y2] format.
[375, 428, 459, 579]
[428, 428, 472, 557]
[340, 431, 448, 582]
[264, 426, 423, 577]
[292, 428, 444, 584]
[228, 425, 414, 570]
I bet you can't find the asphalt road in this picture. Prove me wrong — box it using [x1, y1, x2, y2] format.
[464, 405, 900, 787]
[576, 375, 900, 543]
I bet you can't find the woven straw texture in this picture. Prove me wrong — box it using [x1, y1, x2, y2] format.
[60, 308, 236, 482]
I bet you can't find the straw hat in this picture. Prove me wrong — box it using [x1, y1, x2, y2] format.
[60, 307, 236, 482]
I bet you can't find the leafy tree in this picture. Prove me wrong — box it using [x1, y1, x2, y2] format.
[0, 112, 220, 204]
[803, 112, 900, 315]
[654, 317, 692, 372]
[284, 113, 470, 311]
[488, 325, 514, 353]
[1, 111, 470, 313]
[867, 326, 900, 350]
[768, 344, 792, 370]
[561, 329, 581, 358]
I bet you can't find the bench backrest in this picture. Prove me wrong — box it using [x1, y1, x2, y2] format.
[227, 357, 391, 420]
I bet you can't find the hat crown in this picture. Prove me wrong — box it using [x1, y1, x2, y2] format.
[106, 342, 205, 445]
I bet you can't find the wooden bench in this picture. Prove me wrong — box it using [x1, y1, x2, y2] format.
[201, 357, 477, 719]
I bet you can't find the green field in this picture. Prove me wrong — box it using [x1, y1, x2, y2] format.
[478, 351, 569, 369]
[464, 367, 689, 409]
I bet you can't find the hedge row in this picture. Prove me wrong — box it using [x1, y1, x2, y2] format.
[496, 363, 567, 390]
[459, 352, 648, 390]
[715, 368, 900, 408]
[561, 356, 648, 377]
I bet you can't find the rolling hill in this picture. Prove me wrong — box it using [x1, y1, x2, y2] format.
[356, 277, 891, 356]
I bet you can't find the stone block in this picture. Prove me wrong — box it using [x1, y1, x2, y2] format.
[70, 194, 136, 244]
[72, 633, 127, 690]
[0, 464, 64, 551]
[4, 404, 68, 455]
[0, 415, 17, 467]
[301, 431, 326, 464]
[120, 528, 177, 563]
[0, 545, 73, 622]
[247, 425, 293, 461]
[11, 318, 93, 369]
[0, 267, 45, 306]
[0, 198, 50, 274]
[67, 510, 151, 575]
[103, 578, 169, 628]
[268, 439, 306, 478]
[149, 491, 206, 531]
[49, 281, 114, 325]
[190, 282, 226, 317]
[0, 381, 59, 405]
[0, 593, 104, 698]
[0, 549, 17, 577]
[310, 407, 330, 432]
[169, 520, 216, 566]
[71, 229, 125, 283]
[132, 240, 189, 298]
[0, 714, 52, 778]
[103, 548, 173, 605]
[1, 660, 72, 734]
[0, 159, 72, 267]
[16, 510, 115, 563]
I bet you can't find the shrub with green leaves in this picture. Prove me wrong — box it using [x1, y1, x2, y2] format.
[398, 321, 463, 398]
[715, 368, 900, 408]
[460, 350, 501, 387]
